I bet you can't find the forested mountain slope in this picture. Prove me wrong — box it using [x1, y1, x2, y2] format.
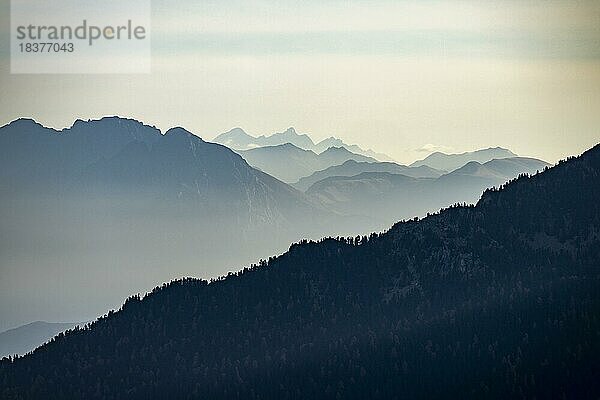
[1, 144, 598, 399]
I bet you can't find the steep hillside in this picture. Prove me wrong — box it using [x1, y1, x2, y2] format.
[1, 145, 597, 399]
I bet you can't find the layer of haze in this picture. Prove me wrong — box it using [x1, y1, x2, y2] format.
[0, 0, 599, 163]
[0, 0, 599, 334]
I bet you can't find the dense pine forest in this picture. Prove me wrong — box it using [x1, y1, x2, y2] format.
[1, 144, 599, 399]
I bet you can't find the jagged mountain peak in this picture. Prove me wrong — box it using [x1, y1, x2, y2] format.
[216, 127, 250, 139]
[4, 117, 44, 129]
[68, 116, 160, 133]
[213, 126, 395, 162]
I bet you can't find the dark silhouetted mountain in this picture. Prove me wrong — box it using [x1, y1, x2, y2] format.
[214, 127, 394, 162]
[293, 159, 444, 191]
[0, 117, 161, 188]
[238, 143, 377, 183]
[1, 144, 598, 399]
[0, 117, 359, 333]
[410, 147, 517, 172]
[307, 157, 550, 230]
[0, 322, 81, 358]
[0, 117, 332, 228]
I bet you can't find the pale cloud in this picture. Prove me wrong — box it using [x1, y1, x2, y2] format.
[148, 1, 600, 60]
[151, 1, 600, 36]
[416, 144, 455, 154]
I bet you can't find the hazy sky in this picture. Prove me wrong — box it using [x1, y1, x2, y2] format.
[0, 0, 599, 163]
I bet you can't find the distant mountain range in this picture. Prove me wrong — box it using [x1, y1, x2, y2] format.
[293, 159, 444, 192]
[410, 147, 517, 172]
[0, 116, 552, 334]
[0, 117, 332, 230]
[0, 117, 358, 332]
[214, 127, 395, 162]
[238, 143, 378, 183]
[0, 322, 81, 358]
[2, 143, 597, 399]
[306, 157, 550, 229]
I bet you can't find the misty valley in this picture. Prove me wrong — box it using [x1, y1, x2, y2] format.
[0, 117, 598, 399]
